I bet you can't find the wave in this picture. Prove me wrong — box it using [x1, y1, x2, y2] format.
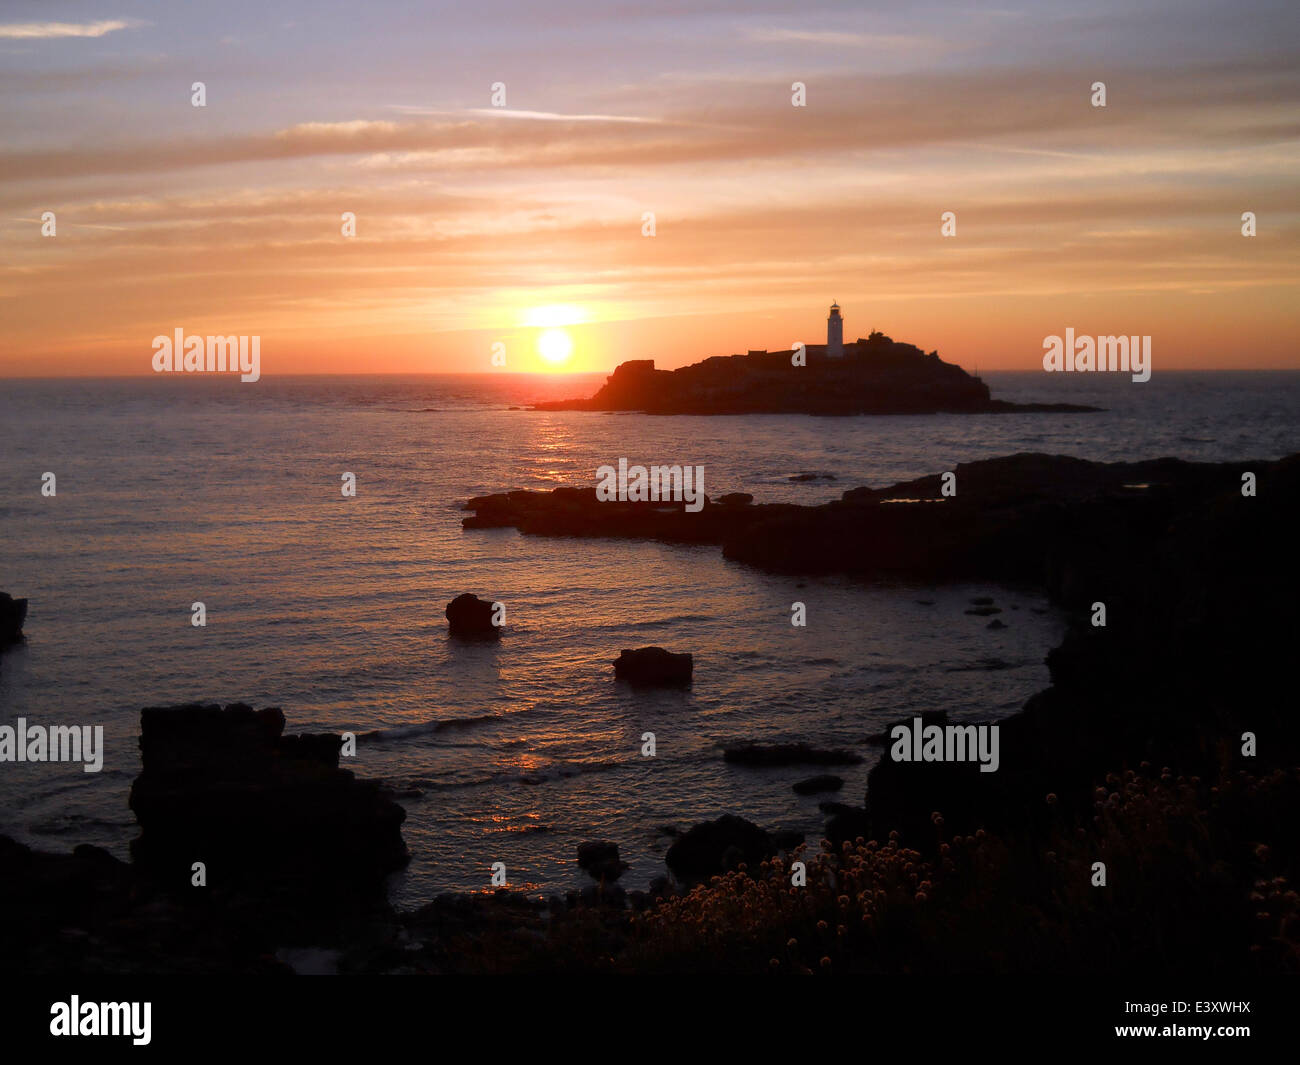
[361, 712, 502, 741]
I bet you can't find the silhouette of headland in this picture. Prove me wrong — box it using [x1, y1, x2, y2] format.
[534, 331, 1099, 415]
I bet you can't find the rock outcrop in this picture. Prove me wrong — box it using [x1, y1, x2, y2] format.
[613, 646, 693, 686]
[665, 815, 775, 884]
[0, 592, 27, 647]
[533, 333, 1098, 416]
[446, 593, 501, 640]
[129, 703, 408, 901]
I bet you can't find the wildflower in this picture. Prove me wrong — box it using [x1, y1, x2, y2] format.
[1046, 793, 1058, 805]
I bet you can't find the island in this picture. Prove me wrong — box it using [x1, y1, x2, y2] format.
[535, 309, 1099, 415]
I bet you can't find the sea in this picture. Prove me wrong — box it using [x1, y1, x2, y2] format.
[1, 370, 1296, 906]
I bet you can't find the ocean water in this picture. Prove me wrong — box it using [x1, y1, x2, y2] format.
[0, 370, 1296, 906]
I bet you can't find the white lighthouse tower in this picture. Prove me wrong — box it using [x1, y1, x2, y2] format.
[826, 301, 844, 358]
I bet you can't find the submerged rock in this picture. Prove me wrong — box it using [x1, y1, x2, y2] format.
[792, 774, 845, 795]
[613, 646, 693, 686]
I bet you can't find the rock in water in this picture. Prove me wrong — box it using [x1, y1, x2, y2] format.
[576, 840, 629, 881]
[666, 815, 774, 884]
[613, 646, 693, 686]
[446, 593, 501, 640]
[0, 593, 27, 647]
[128, 703, 407, 902]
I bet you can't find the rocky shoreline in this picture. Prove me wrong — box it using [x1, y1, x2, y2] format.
[3, 451, 1296, 973]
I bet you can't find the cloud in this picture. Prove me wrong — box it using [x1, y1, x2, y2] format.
[0, 20, 134, 40]
[743, 26, 946, 51]
[391, 106, 666, 125]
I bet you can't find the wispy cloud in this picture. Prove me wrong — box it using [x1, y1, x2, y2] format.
[391, 105, 666, 125]
[743, 26, 946, 52]
[0, 19, 135, 40]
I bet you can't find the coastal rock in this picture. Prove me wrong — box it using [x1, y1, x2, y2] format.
[0, 592, 27, 647]
[716, 492, 754, 506]
[464, 454, 1252, 593]
[724, 743, 863, 767]
[792, 774, 845, 795]
[824, 804, 872, 845]
[129, 703, 408, 900]
[613, 646, 693, 686]
[576, 840, 628, 881]
[665, 815, 774, 884]
[446, 593, 501, 640]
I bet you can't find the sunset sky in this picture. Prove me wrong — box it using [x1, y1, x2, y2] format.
[2, 0, 1297, 376]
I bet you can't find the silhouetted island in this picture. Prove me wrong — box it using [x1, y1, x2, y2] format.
[534, 330, 1099, 415]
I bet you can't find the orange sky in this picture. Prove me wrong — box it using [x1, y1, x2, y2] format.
[2, 3, 1298, 376]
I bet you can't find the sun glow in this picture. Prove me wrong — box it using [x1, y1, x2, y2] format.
[537, 328, 573, 365]
[521, 304, 588, 329]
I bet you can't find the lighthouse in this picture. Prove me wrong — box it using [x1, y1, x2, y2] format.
[826, 301, 844, 358]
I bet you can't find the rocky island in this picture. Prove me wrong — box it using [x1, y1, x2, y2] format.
[535, 321, 1098, 416]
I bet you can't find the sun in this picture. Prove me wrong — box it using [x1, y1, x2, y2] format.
[537, 328, 573, 365]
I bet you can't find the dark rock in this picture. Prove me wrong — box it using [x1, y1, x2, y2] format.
[446, 593, 501, 640]
[576, 840, 628, 881]
[771, 829, 805, 850]
[665, 815, 775, 884]
[613, 646, 693, 686]
[724, 743, 863, 767]
[0, 592, 27, 647]
[790, 472, 836, 482]
[969, 596, 995, 605]
[531, 334, 1099, 416]
[987, 618, 1008, 629]
[717, 492, 754, 506]
[792, 774, 844, 795]
[129, 703, 408, 904]
[965, 605, 1002, 616]
[824, 805, 872, 846]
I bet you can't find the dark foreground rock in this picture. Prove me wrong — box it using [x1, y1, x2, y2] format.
[532, 333, 1099, 416]
[0, 592, 27, 646]
[463, 453, 1267, 598]
[446, 593, 501, 640]
[3, 704, 410, 973]
[613, 646, 693, 686]
[863, 454, 1300, 849]
[130, 704, 408, 901]
[577, 841, 629, 881]
[665, 815, 776, 885]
